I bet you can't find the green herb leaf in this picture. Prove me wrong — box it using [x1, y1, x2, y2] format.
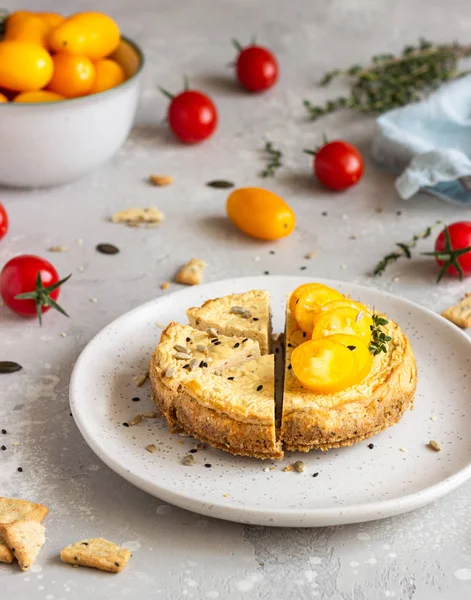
[260, 141, 283, 178]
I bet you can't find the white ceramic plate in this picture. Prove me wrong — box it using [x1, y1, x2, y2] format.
[70, 276, 471, 527]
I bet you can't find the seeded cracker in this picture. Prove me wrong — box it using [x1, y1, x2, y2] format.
[0, 497, 49, 564]
[60, 538, 132, 573]
[441, 293, 471, 328]
[0, 520, 46, 571]
[175, 258, 206, 286]
[111, 207, 165, 227]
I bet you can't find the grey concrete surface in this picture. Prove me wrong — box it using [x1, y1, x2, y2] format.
[1, 0, 471, 598]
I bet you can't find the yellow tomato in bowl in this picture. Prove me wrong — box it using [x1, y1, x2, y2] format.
[48, 53, 96, 98]
[0, 41, 53, 92]
[89, 59, 125, 94]
[13, 90, 64, 103]
[48, 12, 120, 60]
[226, 187, 295, 240]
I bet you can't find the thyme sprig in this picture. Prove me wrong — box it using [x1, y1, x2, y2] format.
[369, 313, 392, 356]
[304, 39, 471, 121]
[373, 220, 442, 276]
[260, 141, 283, 178]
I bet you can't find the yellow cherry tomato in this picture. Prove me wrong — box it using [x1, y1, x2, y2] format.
[5, 11, 33, 28]
[4, 14, 49, 47]
[36, 12, 65, 30]
[312, 306, 373, 344]
[48, 52, 96, 98]
[291, 339, 359, 394]
[0, 41, 53, 92]
[13, 90, 64, 103]
[325, 334, 373, 381]
[294, 285, 344, 337]
[226, 187, 295, 240]
[89, 58, 125, 94]
[0, 92, 8, 103]
[48, 12, 121, 61]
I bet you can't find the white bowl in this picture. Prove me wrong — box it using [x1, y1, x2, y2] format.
[0, 37, 143, 188]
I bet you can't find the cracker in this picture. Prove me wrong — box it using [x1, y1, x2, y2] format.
[175, 258, 206, 286]
[111, 207, 165, 226]
[0, 520, 46, 571]
[441, 293, 471, 328]
[0, 497, 48, 564]
[149, 174, 173, 186]
[60, 538, 132, 573]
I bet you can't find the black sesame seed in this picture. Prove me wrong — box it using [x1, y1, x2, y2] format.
[115, 562, 120, 567]
[288, 364, 292, 370]
[81, 542, 89, 546]
[302, 332, 306, 338]
[201, 361, 208, 368]
[264, 271, 270, 275]
[74, 556, 78, 561]
[227, 376, 235, 380]
[322, 211, 327, 216]
[347, 345, 356, 351]
[214, 341, 222, 346]
[123, 422, 129, 427]
[269, 250, 276, 255]
[275, 347, 280, 353]
[257, 385, 263, 391]
[300, 266, 307, 271]
[189, 449, 198, 453]
[368, 443, 374, 449]
[211, 338, 218, 344]
[132, 397, 140, 402]
[186, 337, 191, 342]
[312, 472, 319, 477]
[233, 342, 240, 348]
[396, 210, 402, 216]
[183, 364, 190, 369]
[1, 429, 6, 434]
[17, 467, 23, 472]
[287, 343, 292, 348]
[242, 338, 248, 343]
[204, 463, 212, 468]
[1, 445, 6, 451]
[253, 317, 259, 321]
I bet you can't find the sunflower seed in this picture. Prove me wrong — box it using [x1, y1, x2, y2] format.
[206, 180, 235, 189]
[196, 344, 206, 352]
[142, 411, 158, 418]
[206, 327, 218, 337]
[129, 414, 143, 426]
[428, 439, 441, 452]
[182, 454, 195, 466]
[164, 366, 175, 378]
[241, 311, 252, 319]
[174, 344, 191, 354]
[96, 243, 119, 255]
[355, 311, 365, 322]
[146, 444, 157, 453]
[175, 352, 192, 360]
[133, 371, 149, 387]
[189, 358, 199, 371]
[231, 306, 247, 314]
[0, 361, 23, 374]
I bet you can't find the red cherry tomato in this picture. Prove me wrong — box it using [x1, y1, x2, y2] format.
[308, 140, 364, 191]
[0, 203, 8, 240]
[431, 222, 471, 281]
[166, 89, 218, 144]
[235, 44, 278, 92]
[0, 255, 71, 323]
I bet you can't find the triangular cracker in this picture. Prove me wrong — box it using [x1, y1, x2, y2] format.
[0, 497, 49, 564]
[0, 520, 46, 571]
[60, 538, 132, 573]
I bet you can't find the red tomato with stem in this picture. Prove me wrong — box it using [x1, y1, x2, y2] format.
[423, 222, 471, 282]
[0, 203, 8, 240]
[233, 39, 278, 92]
[0, 255, 71, 324]
[305, 139, 364, 191]
[160, 81, 218, 144]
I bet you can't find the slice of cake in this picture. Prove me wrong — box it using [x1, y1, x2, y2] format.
[150, 323, 282, 459]
[187, 290, 271, 355]
[281, 303, 417, 451]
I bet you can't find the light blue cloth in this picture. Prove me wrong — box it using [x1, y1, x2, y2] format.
[371, 75, 471, 205]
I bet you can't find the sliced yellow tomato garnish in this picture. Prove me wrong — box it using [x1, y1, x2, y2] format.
[325, 334, 373, 381]
[316, 299, 369, 318]
[290, 339, 359, 393]
[312, 306, 373, 343]
[294, 285, 344, 336]
[289, 283, 327, 316]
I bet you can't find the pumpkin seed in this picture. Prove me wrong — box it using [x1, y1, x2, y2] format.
[96, 243, 120, 255]
[0, 361, 22, 374]
[206, 180, 235, 189]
